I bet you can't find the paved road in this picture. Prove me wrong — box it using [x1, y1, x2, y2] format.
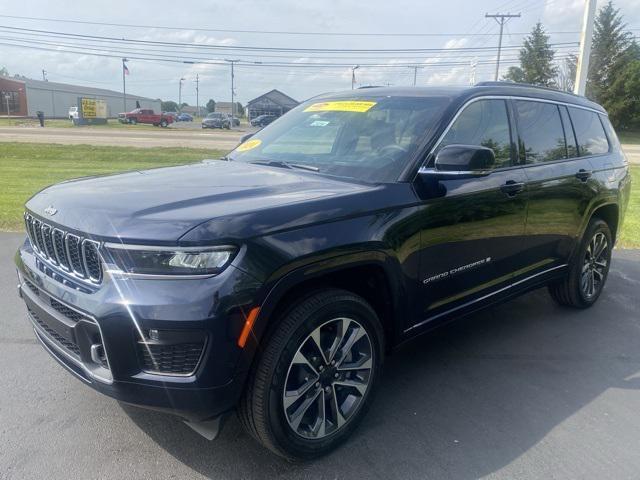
[0, 126, 638, 163]
[0, 126, 247, 150]
[1, 232, 639, 479]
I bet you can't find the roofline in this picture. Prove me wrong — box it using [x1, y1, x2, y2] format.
[246, 88, 298, 106]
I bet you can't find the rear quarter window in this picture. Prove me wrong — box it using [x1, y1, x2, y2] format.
[568, 107, 609, 156]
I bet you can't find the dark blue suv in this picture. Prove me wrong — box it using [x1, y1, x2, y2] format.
[15, 83, 631, 460]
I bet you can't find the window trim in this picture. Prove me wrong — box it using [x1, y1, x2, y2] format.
[412, 95, 609, 181]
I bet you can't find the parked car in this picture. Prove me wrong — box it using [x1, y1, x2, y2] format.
[118, 108, 174, 127]
[15, 84, 630, 461]
[176, 113, 193, 122]
[68, 106, 78, 120]
[202, 112, 230, 129]
[250, 114, 276, 127]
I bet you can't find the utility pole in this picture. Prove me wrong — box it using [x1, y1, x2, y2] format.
[574, 0, 597, 96]
[178, 77, 185, 111]
[408, 65, 424, 86]
[485, 13, 520, 81]
[122, 58, 128, 113]
[469, 60, 477, 86]
[41, 69, 47, 81]
[351, 65, 360, 89]
[225, 59, 239, 128]
[195, 74, 199, 117]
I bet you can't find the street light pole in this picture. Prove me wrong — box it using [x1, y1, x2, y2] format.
[179, 77, 185, 111]
[4, 94, 10, 118]
[574, 0, 597, 95]
[122, 58, 128, 113]
[351, 65, 360, 89]
[485, 13, 521, 81]
[195, 74, 199, 117]
[225, 59, 239, 129]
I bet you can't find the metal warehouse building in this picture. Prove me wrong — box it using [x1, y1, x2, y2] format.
[0, 75, 160, 118]
[246, 89, 298, 120]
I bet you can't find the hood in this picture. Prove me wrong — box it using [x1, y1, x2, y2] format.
[26, 161, 406, 243]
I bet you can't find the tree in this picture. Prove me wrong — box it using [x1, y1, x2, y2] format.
[180, 102, 189, 108]
[504, 22, 557, 87]
[0, 66, 8, 76]
[206, 99, 216, 113]
[556, 54, 577, 92]
[235, 102, 245, 117]
[161, 100, 179, 112]
[602, 59, 640, 129]
[587, 1, 634, 101]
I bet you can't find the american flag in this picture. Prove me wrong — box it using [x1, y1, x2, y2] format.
[123, 63, 130, 75]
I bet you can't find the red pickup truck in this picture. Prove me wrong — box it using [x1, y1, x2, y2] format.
[118, 109, 174, 127]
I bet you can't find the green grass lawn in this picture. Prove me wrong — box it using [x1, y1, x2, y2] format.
[0, 142, 224, 231]
[0, 142, 637, 249]
[618, 129, 640, 145]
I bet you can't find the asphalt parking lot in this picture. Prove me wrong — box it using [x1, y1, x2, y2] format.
[1, 231, 640, 480]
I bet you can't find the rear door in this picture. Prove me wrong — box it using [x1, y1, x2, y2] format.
[412, 98, 530, 327]
[514, 100, 604, 280]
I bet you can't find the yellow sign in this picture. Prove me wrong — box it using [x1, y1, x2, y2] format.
[236, 138, 262, 152]
[304, 101, 377, 113]
[80, 98, 107, 119]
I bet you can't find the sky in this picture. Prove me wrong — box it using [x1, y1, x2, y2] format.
[1, 0, 639, 106]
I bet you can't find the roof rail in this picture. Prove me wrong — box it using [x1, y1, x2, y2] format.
[475, 80, 581, 97]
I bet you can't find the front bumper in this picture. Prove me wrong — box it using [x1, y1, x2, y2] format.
[15, 239, 261, 422]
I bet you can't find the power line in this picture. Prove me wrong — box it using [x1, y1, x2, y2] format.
[486, 13, 521, 80]
[0, 25, 579, 54]
[0, 13, 597, 37]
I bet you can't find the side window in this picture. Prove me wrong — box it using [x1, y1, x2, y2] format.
[439, 99, 512, 169]
[514, 100, 566, 163]
[559, 106, 579, 158]
[568, 107, 609, 156]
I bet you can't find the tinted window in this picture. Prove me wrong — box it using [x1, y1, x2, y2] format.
[559, 106, 578, 158]
[568, 107, 609, 156]
[439, 99, 512, 168]
[514, 100, 566, 163]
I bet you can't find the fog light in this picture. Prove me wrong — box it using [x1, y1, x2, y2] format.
[148, 329, 160, 341]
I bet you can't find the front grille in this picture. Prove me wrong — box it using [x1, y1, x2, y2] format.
[28, 306, 81, 356]
[139, 342, 205, 375]
[24, 213, 103, 284]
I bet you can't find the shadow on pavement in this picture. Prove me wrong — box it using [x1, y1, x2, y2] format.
[122, 251, 640, 479]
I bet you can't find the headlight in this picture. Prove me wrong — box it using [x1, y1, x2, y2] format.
[103, 244, 237, 276]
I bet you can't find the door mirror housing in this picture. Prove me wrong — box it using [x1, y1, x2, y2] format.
[419, 144, 495, 180]
[239, 132, 254, 144]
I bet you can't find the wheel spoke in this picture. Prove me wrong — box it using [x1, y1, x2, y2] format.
[314, 393, 327, 438]
[310, 328, 329, 365]
[284, 376, 319, 409]
[334, 378, 368, 396]
[594, 260, 608, 269]
[291, 350, 319, 377]
[289, 388, 321, 432]
[329, 384, 346, 429]
[337, 356, 372, 372]
[593, 268, 604, 280]
[336, 325, 366, 367]
[328, 318, 351, 364]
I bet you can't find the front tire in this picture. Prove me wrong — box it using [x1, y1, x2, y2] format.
[548, 218, 612, 308]
[238, 289, 384, 461]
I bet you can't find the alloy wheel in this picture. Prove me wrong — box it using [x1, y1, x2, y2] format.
[582, 231, 608, 299]
[282, 317, 373, 439]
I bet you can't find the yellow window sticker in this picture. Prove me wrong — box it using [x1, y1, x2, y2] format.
[304, 101, 377, 113]
[236, 138, 262, 152]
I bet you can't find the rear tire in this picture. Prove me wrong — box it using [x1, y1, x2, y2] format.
[238, 289, 384, 461]
[130, 118, 137, 125]
[548, 218, 612, 308]
[160, 119, 168, 127]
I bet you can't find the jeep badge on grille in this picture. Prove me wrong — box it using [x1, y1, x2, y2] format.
[44, 205, 57, 216]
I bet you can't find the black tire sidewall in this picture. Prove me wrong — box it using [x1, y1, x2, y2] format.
[265, 293, 384, 459]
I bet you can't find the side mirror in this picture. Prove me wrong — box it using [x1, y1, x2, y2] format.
[239, 132, 254, 144]
[419, 144, 495, 180]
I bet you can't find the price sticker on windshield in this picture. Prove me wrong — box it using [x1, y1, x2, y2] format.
[304, 101, 377, 113]
[236, 139, 262, 152]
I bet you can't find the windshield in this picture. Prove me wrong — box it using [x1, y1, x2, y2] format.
[228, 96, 449, 183]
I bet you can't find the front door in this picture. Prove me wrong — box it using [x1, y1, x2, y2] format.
[410, 98, 530, 330]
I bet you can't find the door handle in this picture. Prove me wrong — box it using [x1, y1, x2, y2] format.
[575, 169, 593, 182]
[500, 180, 525, 197]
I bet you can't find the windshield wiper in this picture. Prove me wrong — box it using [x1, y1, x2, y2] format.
[250, 160, 319, 172]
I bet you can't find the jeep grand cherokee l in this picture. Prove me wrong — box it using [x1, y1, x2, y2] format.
[15, 83, 630, 460]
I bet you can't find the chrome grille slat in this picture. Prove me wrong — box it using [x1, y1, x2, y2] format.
[23, 212, 103, 285]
